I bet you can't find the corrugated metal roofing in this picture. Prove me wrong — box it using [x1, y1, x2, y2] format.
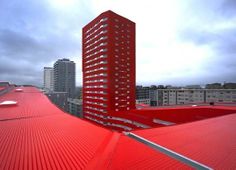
[0, 116, 114, 169]
[0, 87, 62, 121]
[105, 136, 191, 170]
[0, 87, 115, 169]
[134, 114, 236, 169]
[0, 87, 191, 169]
[1, 87, 235, 169]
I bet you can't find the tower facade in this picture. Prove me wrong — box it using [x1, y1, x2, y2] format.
[43, 67, 54, 91]
[82, 10, 135, 123]
[54, 58, 76, 98]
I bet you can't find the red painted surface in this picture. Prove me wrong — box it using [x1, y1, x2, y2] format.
[134, 114, 236, 169]
[0, 87, 193, 169]
[0, 87, 115, 169]
[129, 106, 236, 124]
[82, 10, 136, 125]
[1, 87, 236, 169]
[89, 135, 191, 170]
[0, 87, 6, 91]
[0, 87, 61, 120]
[82, 10, 236, 131]
[99, 105, 236, 132]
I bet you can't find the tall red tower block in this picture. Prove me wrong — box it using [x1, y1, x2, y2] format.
[82, 10, 136, 124]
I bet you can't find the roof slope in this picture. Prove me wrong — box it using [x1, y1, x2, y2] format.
[0, 87, 191, 169]
[1, 87, 235, 169]
[133, 114, 236, 169]
[0, 87, 117, 169]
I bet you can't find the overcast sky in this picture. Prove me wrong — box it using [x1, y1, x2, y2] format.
[0, 0, 236, 86]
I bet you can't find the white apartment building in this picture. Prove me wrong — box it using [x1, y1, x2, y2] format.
[43, 67, 54, 91]
[206, 89, 236, 103]
[154, 89, 236, 106]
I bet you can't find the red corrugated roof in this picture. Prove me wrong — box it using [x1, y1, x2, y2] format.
[1, 87, 236, 169]
[0, 87, 192, 169]
[0, 116, 115, 169]
[104, 136, 191, 170]
[134, 114, 236, 169]
[0, 87, 115, 169]
[0, 87, 62, 120]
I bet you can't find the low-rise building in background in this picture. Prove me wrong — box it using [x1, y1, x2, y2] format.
[67, 98, 83, 118]
[45, 91, 68, 111]
[155, 89, 236, 106]
[135, 84, 236, 106]
[136, 98, 151, 105]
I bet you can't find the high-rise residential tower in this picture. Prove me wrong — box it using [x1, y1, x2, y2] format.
[54, 58, 76, 98]
[43, 67, 54, 91]
[82, 10, 136, 123]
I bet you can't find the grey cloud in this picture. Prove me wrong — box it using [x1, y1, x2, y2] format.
[0, 29, 51, 63]
[180, 27, 236, 54]
[1, 0, 235, 86]
[0, 56, 39, 75]
[0, 73, 42, 86]
[179, 29, 217, 45]
[220, 0, 236, 16]
[0, 27, 81, 86]
[177, 0, 236, 85]
[0, 0, 94, 86]
[179, 26, 236, 82]
[0, 28, 81, 63]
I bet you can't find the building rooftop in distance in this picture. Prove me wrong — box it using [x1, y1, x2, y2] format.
[0, 87, 6, 91]
[0, 86, 236, 169]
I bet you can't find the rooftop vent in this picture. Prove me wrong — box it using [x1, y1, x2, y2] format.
[0, 100, 18, 106]
[15, 88, 23, 92]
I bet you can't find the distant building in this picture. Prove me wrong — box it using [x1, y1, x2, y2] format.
[45, 91, 68, 111]
[136, 86, 150, 99]
[135, 86, 150, 106]
[157, 85, 165, 89]
[75, 86, 83, 99]
[43, 67, 54, 92]
[149, 85, 158, 106]
[67, 98, 83, 118]
[223, 83, 236, 89]
[185, 85, 202, 89]
[205, 89, 236, 103]
[54, 59, 76, 98]
[82, 10, 136, 124]
[154, 89, 236, 106]
[136, 98, 150, 105]
[0, 82, 14, 95]
[0, 82, 10, 87]
[206, 83, 222, 89]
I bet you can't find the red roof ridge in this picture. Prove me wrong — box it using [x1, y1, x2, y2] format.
[86, 132, 121, 169]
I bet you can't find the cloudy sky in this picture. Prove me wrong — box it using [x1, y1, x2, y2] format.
[0, 0, 236, 86]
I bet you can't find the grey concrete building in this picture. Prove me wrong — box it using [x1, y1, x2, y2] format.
[54, 59, 76, 98]
[136, 86, 151, 106]
[75, 86, 82, 99]
[149, 85, 158, 106]
[136, 86, 150, 99]
[0, 82, 14, 96]
[67, 98, 83, 118]
[45, 91, 68, 111]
